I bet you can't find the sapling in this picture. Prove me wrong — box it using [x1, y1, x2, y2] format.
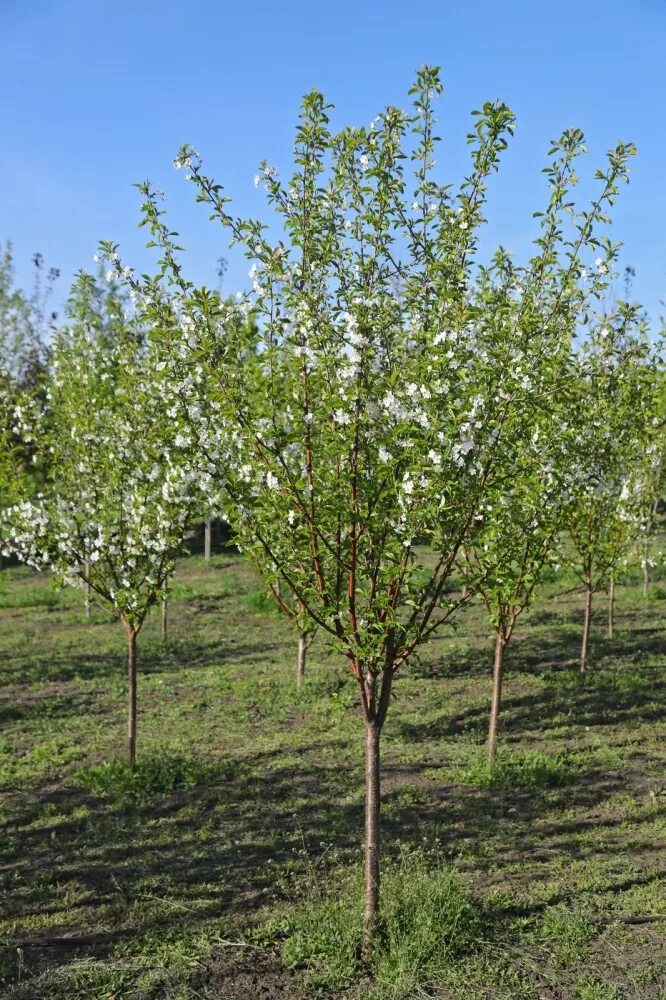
[566, 314, 661, 673]
[459, 409, 577, 769]
[106, 68, 638, 960]
[2, 271, 206, 765]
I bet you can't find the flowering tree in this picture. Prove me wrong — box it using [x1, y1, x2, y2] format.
[565, 314, 661, 672]
[0, 242, 59, 393]
[2, 271, 206, 766]
[104, 68, 636, 959]
[459, 405, 577, 768]
[0, 245, 59, 566]
[0, 372, 24, 527]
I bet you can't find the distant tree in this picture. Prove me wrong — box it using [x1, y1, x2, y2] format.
[565, 313, 662, 672]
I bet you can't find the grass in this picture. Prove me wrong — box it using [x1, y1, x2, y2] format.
[0, 549, 664, 998]
[278, 847, 481, 996]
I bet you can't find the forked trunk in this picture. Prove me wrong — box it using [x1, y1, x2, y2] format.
[362, 720, 381, 966]
[607, 573, 615, 639]
[296, 632, 308, 691]
[204, 518, 212, 561]
[487, 631, 506, 769]
[126, 624, 138, 768]
[580, 584, 592, 675]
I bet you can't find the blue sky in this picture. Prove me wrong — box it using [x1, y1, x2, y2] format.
[1, 0, 665, 324]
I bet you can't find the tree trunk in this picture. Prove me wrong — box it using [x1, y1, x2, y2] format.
[487, 631, 506, 770]
[580, 584, 592, 675]
[161, 595, 168, 643]
[84, 560, 91, 620]
[607, 573, 615, 639]
[296, 632, 308, 691]
[204, 518, 212, 561]
[126, 624, 138, 768]
[643, 560, 649, 600]
[362, 720, 381, 965]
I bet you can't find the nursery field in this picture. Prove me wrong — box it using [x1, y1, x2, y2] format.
[0, 551, 664, 999]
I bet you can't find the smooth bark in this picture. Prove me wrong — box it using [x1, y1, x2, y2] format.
[296, 631, 308, 691]
[84, 559, 91, 620]
[487, 631, 506, 769]
[126, 624, 138, 768]
[161, 595, 168, 643]
[643, 561, 649, 600]
[362, 720, 381, 965]
[204, 517, 212, 561]
[607, 573, 615, 639]
[580, 584, 592, 675]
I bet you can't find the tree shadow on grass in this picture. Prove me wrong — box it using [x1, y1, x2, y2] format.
[1, 727, 658, 991]
[0, 631, 290, 690]
[396, 662, 666, 744]
[418, 620, 666, 688]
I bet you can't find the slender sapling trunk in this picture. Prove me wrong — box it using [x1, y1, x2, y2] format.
[161, 595, 168, 643]
[643, 560, 649, 600]
[296, 631, 309, 691]
[125, 623, 138, 768]
[84, 559, 91, 620]
[607, 573, 615, 640]
[487, 631, 506, 769]
[204, 517, 212, 561]
[362, 719, 381, 965]
[580, 583, 593, 675]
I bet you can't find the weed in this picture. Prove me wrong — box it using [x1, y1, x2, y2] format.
[538, 905, 597, 967]
[280, 847, 481, 996]
[75, 750, 226, 804]
[461, 747, 569, 789]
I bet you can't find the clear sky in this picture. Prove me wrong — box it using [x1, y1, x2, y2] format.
[1, 0, 665, 324]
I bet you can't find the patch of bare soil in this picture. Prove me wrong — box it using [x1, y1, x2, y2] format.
[203, 947, 306, 1000]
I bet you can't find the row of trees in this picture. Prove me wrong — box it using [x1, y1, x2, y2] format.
[1, 68, 663, 962]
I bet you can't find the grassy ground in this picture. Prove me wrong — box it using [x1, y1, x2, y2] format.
[0, 547, 664, 999]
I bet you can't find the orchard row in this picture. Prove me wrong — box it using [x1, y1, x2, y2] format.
[0, 68, 663, 958]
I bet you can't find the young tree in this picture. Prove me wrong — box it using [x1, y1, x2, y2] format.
[2, 271, 206, 766]
[106, 69, 636, 959]
[459, 408, 577, 769]
[0, 242, 59, 392]
[566, 315, 661, 673]
[0, 244, 59, 566]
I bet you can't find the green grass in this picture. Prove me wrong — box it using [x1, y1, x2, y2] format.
[278, 847, 481, 996]
[0, 549, 664, 998]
